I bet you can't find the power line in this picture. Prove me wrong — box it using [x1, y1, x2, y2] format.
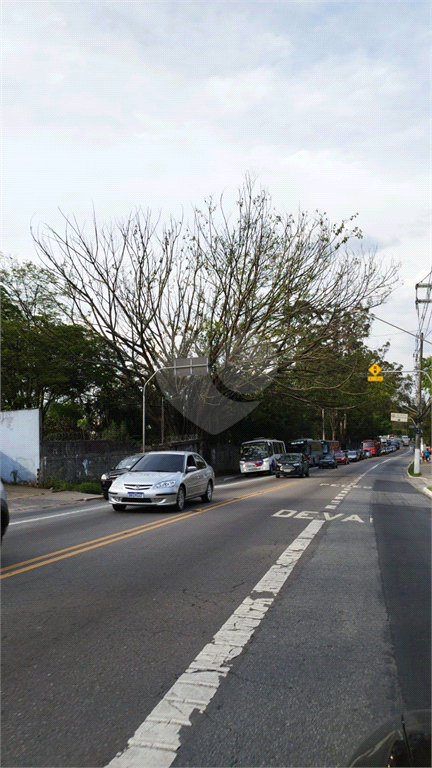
[369, 313, 432, 345]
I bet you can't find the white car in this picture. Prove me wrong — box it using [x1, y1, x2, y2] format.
[108, 451, 215, 512]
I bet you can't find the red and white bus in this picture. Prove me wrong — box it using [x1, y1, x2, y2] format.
[321, 440, 340, 455]
[239, 438, 286, 474]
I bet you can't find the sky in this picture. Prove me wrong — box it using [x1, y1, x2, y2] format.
[3, 0, 431, 373]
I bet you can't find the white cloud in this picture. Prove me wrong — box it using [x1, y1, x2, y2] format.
[3, 0, 430, 370]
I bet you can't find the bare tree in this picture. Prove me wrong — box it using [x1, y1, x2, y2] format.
[32, 177, 399, 439]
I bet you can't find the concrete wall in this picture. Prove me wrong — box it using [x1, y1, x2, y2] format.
[156, 440, 239, 473]
[0, 409, 41, 484]
[0, 411, 240, 484]
[41, 439, 240, 482]
[41, 440, 140, 484]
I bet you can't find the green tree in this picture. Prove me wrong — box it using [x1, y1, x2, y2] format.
[1, 258, 142, 439]
[31, 178, 399, 443]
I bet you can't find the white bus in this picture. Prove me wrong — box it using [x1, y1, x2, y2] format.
[239, 438, 286, 475]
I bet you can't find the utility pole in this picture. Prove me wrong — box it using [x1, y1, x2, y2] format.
[414, 332, 423, 475]
[414, 281, 432, 474]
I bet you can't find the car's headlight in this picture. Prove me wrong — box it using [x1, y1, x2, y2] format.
[293, 463, 300, 467]
[154, 480, 177, 489]
[101, 474, 108, 481]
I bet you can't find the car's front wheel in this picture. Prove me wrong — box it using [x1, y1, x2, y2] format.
[112, 504, 126, 511]
[102, 490, 109, 500]
[201, 481, 213, 503]
[176, 485, 186, 511]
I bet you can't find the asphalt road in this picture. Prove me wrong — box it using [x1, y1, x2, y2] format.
[1, 448, 430, 767]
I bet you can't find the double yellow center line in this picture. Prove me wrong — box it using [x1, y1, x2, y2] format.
[1, 481, 296, 579]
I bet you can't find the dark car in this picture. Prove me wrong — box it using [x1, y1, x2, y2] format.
[318, 452, 338, 469]
[1, 481, 10, 542]
[275, 453, 309, 478]
[100, 454, 143, 499]
[346, 449, 360, 462]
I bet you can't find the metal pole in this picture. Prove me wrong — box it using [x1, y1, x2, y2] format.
[142, 381, 146, 453]
[414, 333, 423, 474]
[161, 397, 164, 445]
[141, 358, 209, 453]
[373, 367, 432, 475]
[143, 368, 159, 453]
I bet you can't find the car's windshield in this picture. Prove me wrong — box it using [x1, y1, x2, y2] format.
[279, 453, 302, 462]
[240, 442, 270, 460]
[117, 455, 141, 469]
[131, 454, 185, 473]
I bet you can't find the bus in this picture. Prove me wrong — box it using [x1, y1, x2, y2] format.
[361, 439, 381, 456]
[284, 438, 323, 466]
[321, 440, 340, 455]
[239, 438, 286, 475]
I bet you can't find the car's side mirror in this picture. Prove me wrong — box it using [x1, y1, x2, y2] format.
[187, 466, 197, 473]
[348, 710, 431, 767]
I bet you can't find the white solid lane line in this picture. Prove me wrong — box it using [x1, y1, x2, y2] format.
[106, 518, 325, 768]
[9, 504, 110, 525]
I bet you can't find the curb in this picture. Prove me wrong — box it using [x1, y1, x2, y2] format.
[405, 464, 432, 502]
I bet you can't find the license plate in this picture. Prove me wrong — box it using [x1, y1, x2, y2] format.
[127, 492, 144, 498]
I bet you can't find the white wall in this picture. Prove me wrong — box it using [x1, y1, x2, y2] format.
[0, 409, 41, 483]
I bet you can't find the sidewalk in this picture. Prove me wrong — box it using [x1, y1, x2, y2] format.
[4, 483, 103, 512]
[405, 453, 432, 499]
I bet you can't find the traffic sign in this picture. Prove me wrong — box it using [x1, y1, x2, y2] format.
[368, 363, 382, 376]
[173, 357, 209, 376]
[368, 375, 384, 382]
[390, 412, 408, 423]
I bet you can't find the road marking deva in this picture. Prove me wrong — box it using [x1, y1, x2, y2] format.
[273, 509, 363, 523]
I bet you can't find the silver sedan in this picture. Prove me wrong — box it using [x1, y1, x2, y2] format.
[108, 451, 215, 512]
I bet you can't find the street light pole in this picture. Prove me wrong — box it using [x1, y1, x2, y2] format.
[142, 357, 209, 452]
[142, 369, 162, 453]
[161, 397, 164, 446]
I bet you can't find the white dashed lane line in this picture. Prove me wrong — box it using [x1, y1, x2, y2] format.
[107, 468, 383, 766]
[106, 519, 324, 768]
[323, 478, 362, 510]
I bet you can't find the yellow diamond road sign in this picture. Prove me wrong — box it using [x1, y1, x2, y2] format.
[368, 363, 382, 376]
